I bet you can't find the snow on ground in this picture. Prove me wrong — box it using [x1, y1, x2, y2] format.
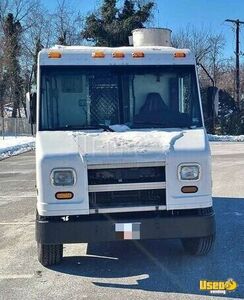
[208, 134, 244, 142]
[0, 136, 35, 160]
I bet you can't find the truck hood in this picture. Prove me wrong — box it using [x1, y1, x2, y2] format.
[36, 128, 207, 165]
[72, 130, 184, 164]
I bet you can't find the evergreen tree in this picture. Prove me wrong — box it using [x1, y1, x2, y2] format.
[82, 0, 154, 47]
[2, 13, 23, 118]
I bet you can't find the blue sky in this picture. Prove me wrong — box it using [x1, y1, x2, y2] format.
[41, 0, 244, 59]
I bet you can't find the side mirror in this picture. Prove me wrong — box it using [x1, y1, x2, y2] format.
[26, 92, 37, 124]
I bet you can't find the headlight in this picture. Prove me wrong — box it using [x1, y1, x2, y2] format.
[178, 164, 200, 181]
[51, 169, 76, 186]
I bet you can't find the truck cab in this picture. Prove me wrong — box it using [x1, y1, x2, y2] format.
[35, 28, 215, 266]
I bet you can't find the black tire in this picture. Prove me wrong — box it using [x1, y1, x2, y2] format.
[37, 243, 63, 266]
[181, 234, 215, 255]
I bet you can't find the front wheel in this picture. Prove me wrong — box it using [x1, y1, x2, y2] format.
[37, 243, 63, 266]
[181, 235, 215, 255]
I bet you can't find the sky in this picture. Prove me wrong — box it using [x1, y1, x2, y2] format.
[41, 0, 244, 60]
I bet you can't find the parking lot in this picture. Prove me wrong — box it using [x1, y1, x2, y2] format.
[0, 143, 244, 299]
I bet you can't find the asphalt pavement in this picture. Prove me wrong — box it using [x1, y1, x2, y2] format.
[0, 143, 244, 300]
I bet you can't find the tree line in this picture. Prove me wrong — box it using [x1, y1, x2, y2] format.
[0, 0, 243, 134]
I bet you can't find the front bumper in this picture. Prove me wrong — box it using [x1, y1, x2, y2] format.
[36, 210, 216, 244]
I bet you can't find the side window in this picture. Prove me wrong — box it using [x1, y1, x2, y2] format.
[179, 75, 191, 114]
[178, 73, 201, 125]
[41, 76, 59, 128]
[41, 73, 86, 128]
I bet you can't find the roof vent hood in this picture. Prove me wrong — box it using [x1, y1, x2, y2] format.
[131, 28, 172, 47]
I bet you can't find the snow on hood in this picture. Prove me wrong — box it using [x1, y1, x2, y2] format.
[71, 130, 184, 164]
[109, 124, 130, 132]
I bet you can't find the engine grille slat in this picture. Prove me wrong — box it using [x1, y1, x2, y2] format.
[88, 182, 166, 192]
[88, 166, 165, 185]
[89, 189, 166, 209]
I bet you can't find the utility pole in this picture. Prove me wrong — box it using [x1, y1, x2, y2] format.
[225, 19, 244, 109]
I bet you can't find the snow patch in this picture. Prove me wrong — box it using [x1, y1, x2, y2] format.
[109, 124, 131, 132]
[208, 134, 244, 142]
[0, 136, 35, 160]
[73, 130, 184, 155]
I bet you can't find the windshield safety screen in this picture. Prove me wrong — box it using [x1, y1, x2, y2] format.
[40, 66, 202, 130]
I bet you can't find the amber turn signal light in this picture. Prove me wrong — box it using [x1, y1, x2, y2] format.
[48, 51, 62, 59]
[55, 192, 74, 200]
[181, 186, 198, 193]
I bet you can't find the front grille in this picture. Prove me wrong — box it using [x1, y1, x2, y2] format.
[88, 166, 165, 185]
[89, 189, 166, 209]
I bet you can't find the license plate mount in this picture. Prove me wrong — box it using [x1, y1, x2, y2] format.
[115, 222, 141, 240]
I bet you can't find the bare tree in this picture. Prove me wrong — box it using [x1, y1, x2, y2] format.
[0, 51, 6, 117]
[172, 25, 212, 64]
[0, 0, 87, 118]
[21, 5, 54, 88]
[0, 0, 40, 30]
[206, 34, 226, 86]
[53, 0, 84, 45]
[172, 26, 228, 89]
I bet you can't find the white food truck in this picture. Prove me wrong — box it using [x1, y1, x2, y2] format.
[32, 28, 215, 266]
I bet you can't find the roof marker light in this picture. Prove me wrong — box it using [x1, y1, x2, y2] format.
[174, 52, 186, 58]
[132, 51, 144, 58]
[92, 51, 105, 58]
[112, 51, 125, 58]
[48, 51, 62, 59]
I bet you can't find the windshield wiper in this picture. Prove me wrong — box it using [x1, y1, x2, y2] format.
[95, 124, 114, 132]
[133, 121, 170, 128]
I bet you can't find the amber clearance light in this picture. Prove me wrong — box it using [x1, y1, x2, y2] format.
[112, 51, 125, 58]
[48, 51, 62, 59]
[55, 192, 74, 200]
[132, 51, 144, 58]
[181, 186, 198, 193]
[92, 51, 105, 58]
[174, 52, 186, 58]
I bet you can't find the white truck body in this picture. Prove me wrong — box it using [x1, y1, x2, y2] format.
[35, 40, 215, 266]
